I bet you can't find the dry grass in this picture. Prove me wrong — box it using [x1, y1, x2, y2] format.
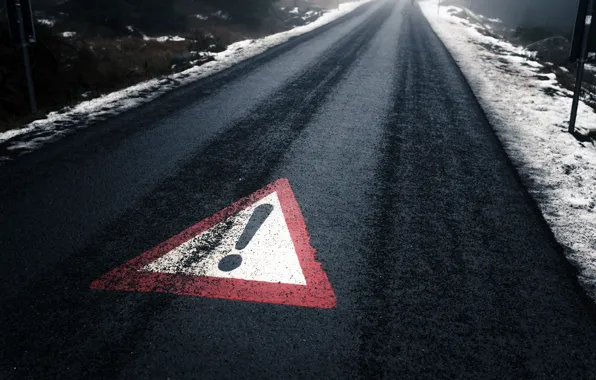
[84, 38, 190, 84]
[0, 1, 318, 129]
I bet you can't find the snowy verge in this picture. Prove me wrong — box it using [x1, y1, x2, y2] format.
[420, 1, 596, 298]
[0, 0, 372, 159]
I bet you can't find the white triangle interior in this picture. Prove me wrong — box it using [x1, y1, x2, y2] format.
[141, 192, 307, 285]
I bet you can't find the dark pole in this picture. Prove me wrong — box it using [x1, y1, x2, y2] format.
[15, 0, 37, 114]
[570, 0, 594, 134]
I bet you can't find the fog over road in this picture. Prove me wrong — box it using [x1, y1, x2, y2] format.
[1, 1, 596, 378]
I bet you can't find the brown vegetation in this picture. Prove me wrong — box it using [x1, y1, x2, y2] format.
[0, 0, 313, 131]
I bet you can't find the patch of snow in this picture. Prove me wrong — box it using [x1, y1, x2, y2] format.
[195, 14, 209, 20]
[143, 35, 186, 42]
[211, 10, 230, 20]
[162, 36, 185, 42]
[126, 25, 134, 32]
[0, 0, 373, 158]
[290, 7, 300, 14]
[523, 50, 539, 60]
[422, 0, 596, 299]
[61, 31, 76, 38]
[462, 7, 484, 24]
[37, 18, 55, 27]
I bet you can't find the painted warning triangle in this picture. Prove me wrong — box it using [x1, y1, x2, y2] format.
[90, 178, 336, 309]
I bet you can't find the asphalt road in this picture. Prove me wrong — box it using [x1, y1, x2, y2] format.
[2, 1, 596, 378]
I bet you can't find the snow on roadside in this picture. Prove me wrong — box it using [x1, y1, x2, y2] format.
[37, 18, 56, 27]
[0, 0, 373, 159]
[420, 1, 596, 298]
[143, 35, 186, 42]
[211, 10, 231, 20]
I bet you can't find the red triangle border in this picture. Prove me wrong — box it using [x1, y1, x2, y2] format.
[90, 178, 337, 309]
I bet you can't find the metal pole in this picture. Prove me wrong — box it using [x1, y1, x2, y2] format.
[15, 0, 37, 114]
[570, 0, 594, 134]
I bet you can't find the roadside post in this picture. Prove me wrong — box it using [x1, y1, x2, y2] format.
[569, 0, 596, 134]
[5, 0, 37, 114]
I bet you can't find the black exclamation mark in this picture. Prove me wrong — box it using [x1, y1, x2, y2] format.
[218, 204, 274, 272]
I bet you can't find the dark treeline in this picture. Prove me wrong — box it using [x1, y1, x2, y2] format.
[469, 0, 576, 35]
[56, 0, 278, 36]
[0, 0, 283, 127]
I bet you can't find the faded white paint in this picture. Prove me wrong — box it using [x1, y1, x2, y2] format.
[142, 192, 307, 285]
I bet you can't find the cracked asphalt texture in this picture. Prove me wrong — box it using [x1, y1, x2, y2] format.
[2, 1, 596, 378]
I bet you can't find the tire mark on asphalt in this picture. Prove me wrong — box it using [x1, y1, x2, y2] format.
[358, 9, 480, 377]
[357, 7, 488, 376]
[357, 8, 413, 378]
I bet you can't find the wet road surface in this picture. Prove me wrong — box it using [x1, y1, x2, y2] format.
[2, 1, 596, 378]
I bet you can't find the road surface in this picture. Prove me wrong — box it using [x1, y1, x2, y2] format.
[2, 1, 596, 378]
